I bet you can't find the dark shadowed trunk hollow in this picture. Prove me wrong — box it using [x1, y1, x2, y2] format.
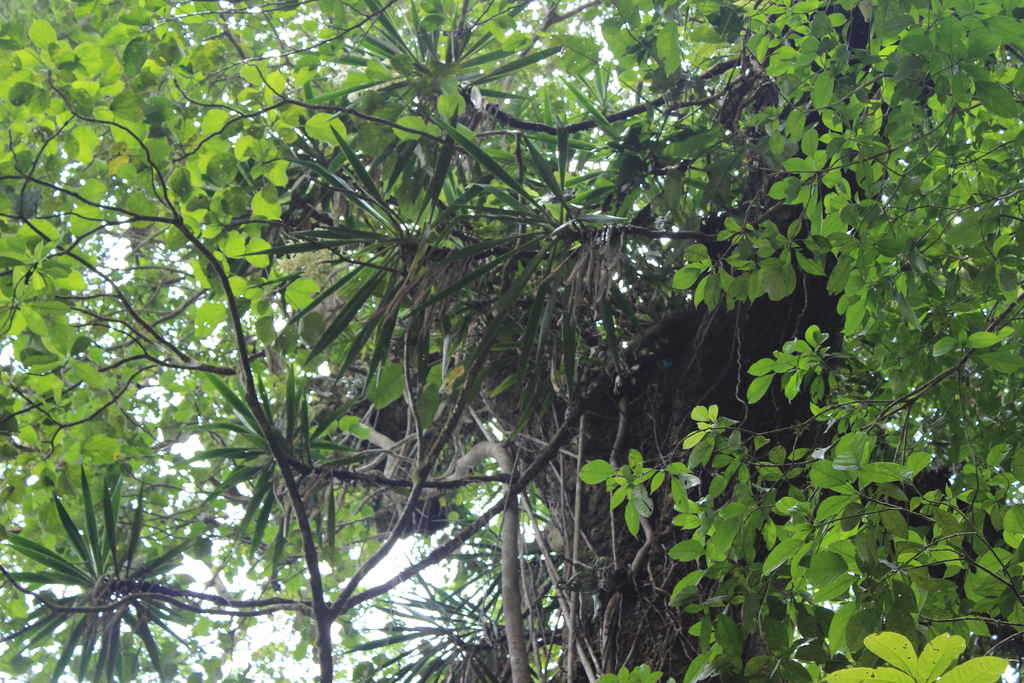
[528, 272, 841, 681]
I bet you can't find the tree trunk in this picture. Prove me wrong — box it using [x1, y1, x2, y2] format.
[542, 272, 841, 681]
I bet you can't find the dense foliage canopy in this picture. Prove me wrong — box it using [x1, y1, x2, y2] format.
[3, 0, 1024, 681]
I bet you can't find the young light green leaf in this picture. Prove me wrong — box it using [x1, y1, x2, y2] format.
[917, 634, 966, 683]
[938, 658, 1009, 683]
[864, 632, 918, 676]
[827, 668, 914, 683]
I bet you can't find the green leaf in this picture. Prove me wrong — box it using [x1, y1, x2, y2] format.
[864, 632, 918, 676]
[917, 634, 965, 683]
[624, 499, 640, 537]
[746, 374, 772, 403]
[657, 22, 681, 74]
[974, 82, 1019, 118]
[29, 19, 56, 47]
[760, 258, 796, 301]
[715, 615, 742, 657]
[71, 361, 105, 390]
[122, 37, 149, 78]
[668, 539, 704, 562]
[437, 93, 465, 118]
[827, 668, 914, 683]
[806, 551, 848, 588]
[367, 363, 405, 409]
[938, 658, 1009, 683]
[978, 351, 1024, 372]
[7, 82, 37, 107]
[102, 477, 121, 578]
[812, 73, 835, 109]
[965, 331, 1000, 348]
[305, 112, 347, 143]
[762, 534, 804, 574]
[580, 459, 615, 484]
[630, 486, 653, 517]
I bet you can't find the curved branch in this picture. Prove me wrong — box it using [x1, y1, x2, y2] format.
[336, 379, 602, 614]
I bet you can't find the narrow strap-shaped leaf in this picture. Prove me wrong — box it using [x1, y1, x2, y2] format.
[463, 244, 551, 372]
[217, 465, 266, 492]
[94, 624, 114, 683]
[311, 398, 359, 439]
[249, 487, 276, 560]
[346, 631, 431, 652]
[306, 269, 387, 362]
[286, 266, 363, 327]
[384, 140, 420, 195]
[136, 618, 165, 683]
[599, 295, 621, 371]
[556, 115, 570, 186]
[516, 379, 554, 434]
[435, 232, 534, 266]
[609, 279, 643, 339]
[270, 524, 287, 570]
[141, 541, 191, 579]
[237, 467, 273, 548]
[417, 144, 454, 223]
[7, 535, 92, 585]
[515, 283, 549, 391]
[366, 296, 399, 383]
[10, 570, 87, 585]
[124, 487, 144, 576]
[291, 156, 398, 233]
[325, 480, 336, 564]
[192, 448, 263, 460]
[435, 120, 537, 205]
[522, 136, 563, 201]
[290, 157, 354, 192]
[76, 621, 96, 683]
[409, 258, 504, 315]
[53, 496, 91, 571]
[24, 610, 72, 649]
[427, 183, 486, 229]
[104, 476, 122, 578]
[332, 132, 392, 219]
[338, 322, 378, 375]
[562, 292, 577, 399]
[254, 374, 279, 442]
[472, 185, 544, 219]
[360, 0, 410, 55]
[459, 48, 514, 68]
[49, 615, 87, 683]
[305, 78, 393, 105]
[205, 374, 261, 435]
[79, 470, 101, 576]
[562, 78, 614, 136]
[409, 232, 543, 315]
[299, 399, 311, 462]
[104, 625, 122, 683]
[285, 365, 297, 445]
[468, 46, 562, 85]
[534, 259, 565, 357]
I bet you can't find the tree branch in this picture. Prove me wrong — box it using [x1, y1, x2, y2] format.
[483, 58, 740, 135]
